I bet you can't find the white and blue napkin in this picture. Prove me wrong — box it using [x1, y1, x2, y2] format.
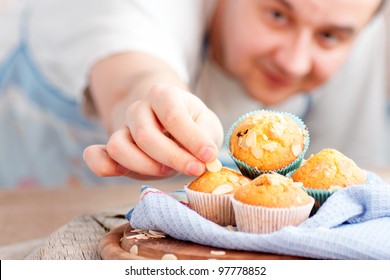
[126, 172, 390, 259]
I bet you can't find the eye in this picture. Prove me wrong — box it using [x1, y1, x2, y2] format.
[267, 8, 289, 25]
[317, 31, 340, 48]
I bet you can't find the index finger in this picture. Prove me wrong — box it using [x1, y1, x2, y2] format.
[127, 99, 206, 177]
[150, 86, 218, 163]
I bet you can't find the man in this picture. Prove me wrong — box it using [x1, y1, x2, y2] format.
[83, 0, 388, 180]
[0, 0, 387, 187]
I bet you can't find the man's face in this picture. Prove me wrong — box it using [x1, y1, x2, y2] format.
[214, 0, 381, 105]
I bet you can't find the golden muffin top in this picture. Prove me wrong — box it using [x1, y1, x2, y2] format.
[291, 148, 367, 190]
[188, 167, 251, 194]
[233, 172, 312, 208]
[230, 111, 307, 171]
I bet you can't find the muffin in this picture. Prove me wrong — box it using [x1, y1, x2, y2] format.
[184, 166, 251, 226]
[227, 110, 309, 178]
[231, 172, 314, 234]
[291, 148, 367, 213]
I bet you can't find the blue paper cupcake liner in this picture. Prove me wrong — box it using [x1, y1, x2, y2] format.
[290, 170, 373, 216]
[303, 188, 333, 216]
[225, 109, 310, 179]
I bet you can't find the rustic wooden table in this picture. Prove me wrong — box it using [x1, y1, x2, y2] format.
[0, 175, 192, 259]
[1, 169, 389, 260]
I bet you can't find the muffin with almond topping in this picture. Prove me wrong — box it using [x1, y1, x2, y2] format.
[291, 148, 367, 213]
[184, 167, 251, 226]
[227, 110, 309, 179]
[231, 172, 314, 234]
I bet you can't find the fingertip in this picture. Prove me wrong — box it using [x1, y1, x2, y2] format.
[199, 145, 218, 163]
[82, 145, 92, 161]
[185, 161, 206, 177]
[82, 144, 118, 177]
[82, 144, 101, 170]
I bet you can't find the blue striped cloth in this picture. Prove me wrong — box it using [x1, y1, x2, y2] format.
[126, 172, 390, 259]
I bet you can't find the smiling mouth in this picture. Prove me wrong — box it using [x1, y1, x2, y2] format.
[261, 68, 295, 87]
[257, 59, 297, 88]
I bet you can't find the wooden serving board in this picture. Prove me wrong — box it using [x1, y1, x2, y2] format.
[99, 223, 305, 260]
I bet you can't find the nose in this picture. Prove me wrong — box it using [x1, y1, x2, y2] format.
[274, 30, 313, 76]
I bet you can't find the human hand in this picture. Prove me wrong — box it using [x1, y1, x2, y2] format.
[83, 83, 224, 180]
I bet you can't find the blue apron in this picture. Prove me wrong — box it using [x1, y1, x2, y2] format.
[0, 15, 126, 188]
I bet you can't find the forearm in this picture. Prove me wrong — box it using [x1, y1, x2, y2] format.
[88, 52, 188, 133]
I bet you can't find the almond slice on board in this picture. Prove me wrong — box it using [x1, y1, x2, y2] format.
[161, 254, 178, 260]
